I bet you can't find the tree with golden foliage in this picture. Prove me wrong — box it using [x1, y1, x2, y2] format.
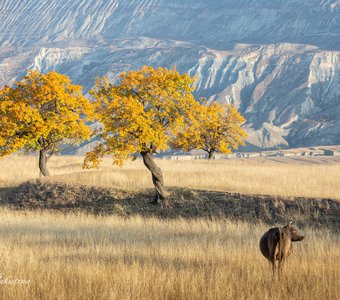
[174, 102, 247, 159]
[0, 70, 94, 176]
[83, 66, 200, 203]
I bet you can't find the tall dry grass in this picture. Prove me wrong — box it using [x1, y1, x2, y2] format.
[0, 209, 338, 300]
[0, 155, 340, 200]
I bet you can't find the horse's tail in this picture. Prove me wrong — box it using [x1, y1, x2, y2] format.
[277, 228, 283, 265]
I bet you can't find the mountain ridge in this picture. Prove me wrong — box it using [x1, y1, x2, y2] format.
[1, 0, 339, 50]
[0, 0, 339, 150]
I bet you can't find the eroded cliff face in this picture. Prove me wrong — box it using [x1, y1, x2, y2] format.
[1, 0, 339, 49]
[0, 0, 339, 149]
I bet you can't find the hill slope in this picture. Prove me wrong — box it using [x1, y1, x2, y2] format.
[1, 180, 340, 229]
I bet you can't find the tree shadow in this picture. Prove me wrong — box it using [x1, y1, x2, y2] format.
[1, 181, 339, 230]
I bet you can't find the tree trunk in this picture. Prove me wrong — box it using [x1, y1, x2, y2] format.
[39, 149, 50, 176]
[208, 150, 216, 159]
[141, 151, 165, 204]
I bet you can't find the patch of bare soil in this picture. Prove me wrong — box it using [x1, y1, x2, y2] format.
[0, 180, 339, 229]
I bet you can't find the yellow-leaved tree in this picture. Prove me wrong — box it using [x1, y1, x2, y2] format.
[174, 102, 247, 159]
[83, 66, 200, 203]
[0, 70, 94, 176]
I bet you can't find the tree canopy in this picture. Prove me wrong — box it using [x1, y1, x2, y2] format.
[0, 66, 247, 202]
[84, 66, 200, 167]
[0, 70, 94, 175]
[174, 102, 247, 158]
[84, 66, 200, 202]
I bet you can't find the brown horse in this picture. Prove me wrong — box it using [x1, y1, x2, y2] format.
[260, 222, 304, 272]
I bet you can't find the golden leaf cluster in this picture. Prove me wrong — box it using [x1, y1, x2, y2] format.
[1, 67, 247, 166]
[0, 70, 94, 157]
[84, 66, 247, 167]
[83, 66, 200, 167]
[174, 102, 247, 157]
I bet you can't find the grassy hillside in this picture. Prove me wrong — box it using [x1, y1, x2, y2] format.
[1, 155, 340, 200]
[1, 180, 340, 229]
[0, 210, 339, 300]
[0, 155, 339, 299]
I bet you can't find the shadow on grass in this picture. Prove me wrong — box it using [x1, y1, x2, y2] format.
[0, 180, 339, 230]
[0, 186, 15, 194]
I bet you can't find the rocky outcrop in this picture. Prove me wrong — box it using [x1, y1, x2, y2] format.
[0, 0, 339, 149]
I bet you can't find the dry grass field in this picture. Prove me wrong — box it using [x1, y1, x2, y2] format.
[0, 210, 339, 300]
[0, 155, 340, 200]
[0, 155, 339, 299]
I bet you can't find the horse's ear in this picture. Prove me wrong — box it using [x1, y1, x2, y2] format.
[284, 221, 292, 227]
